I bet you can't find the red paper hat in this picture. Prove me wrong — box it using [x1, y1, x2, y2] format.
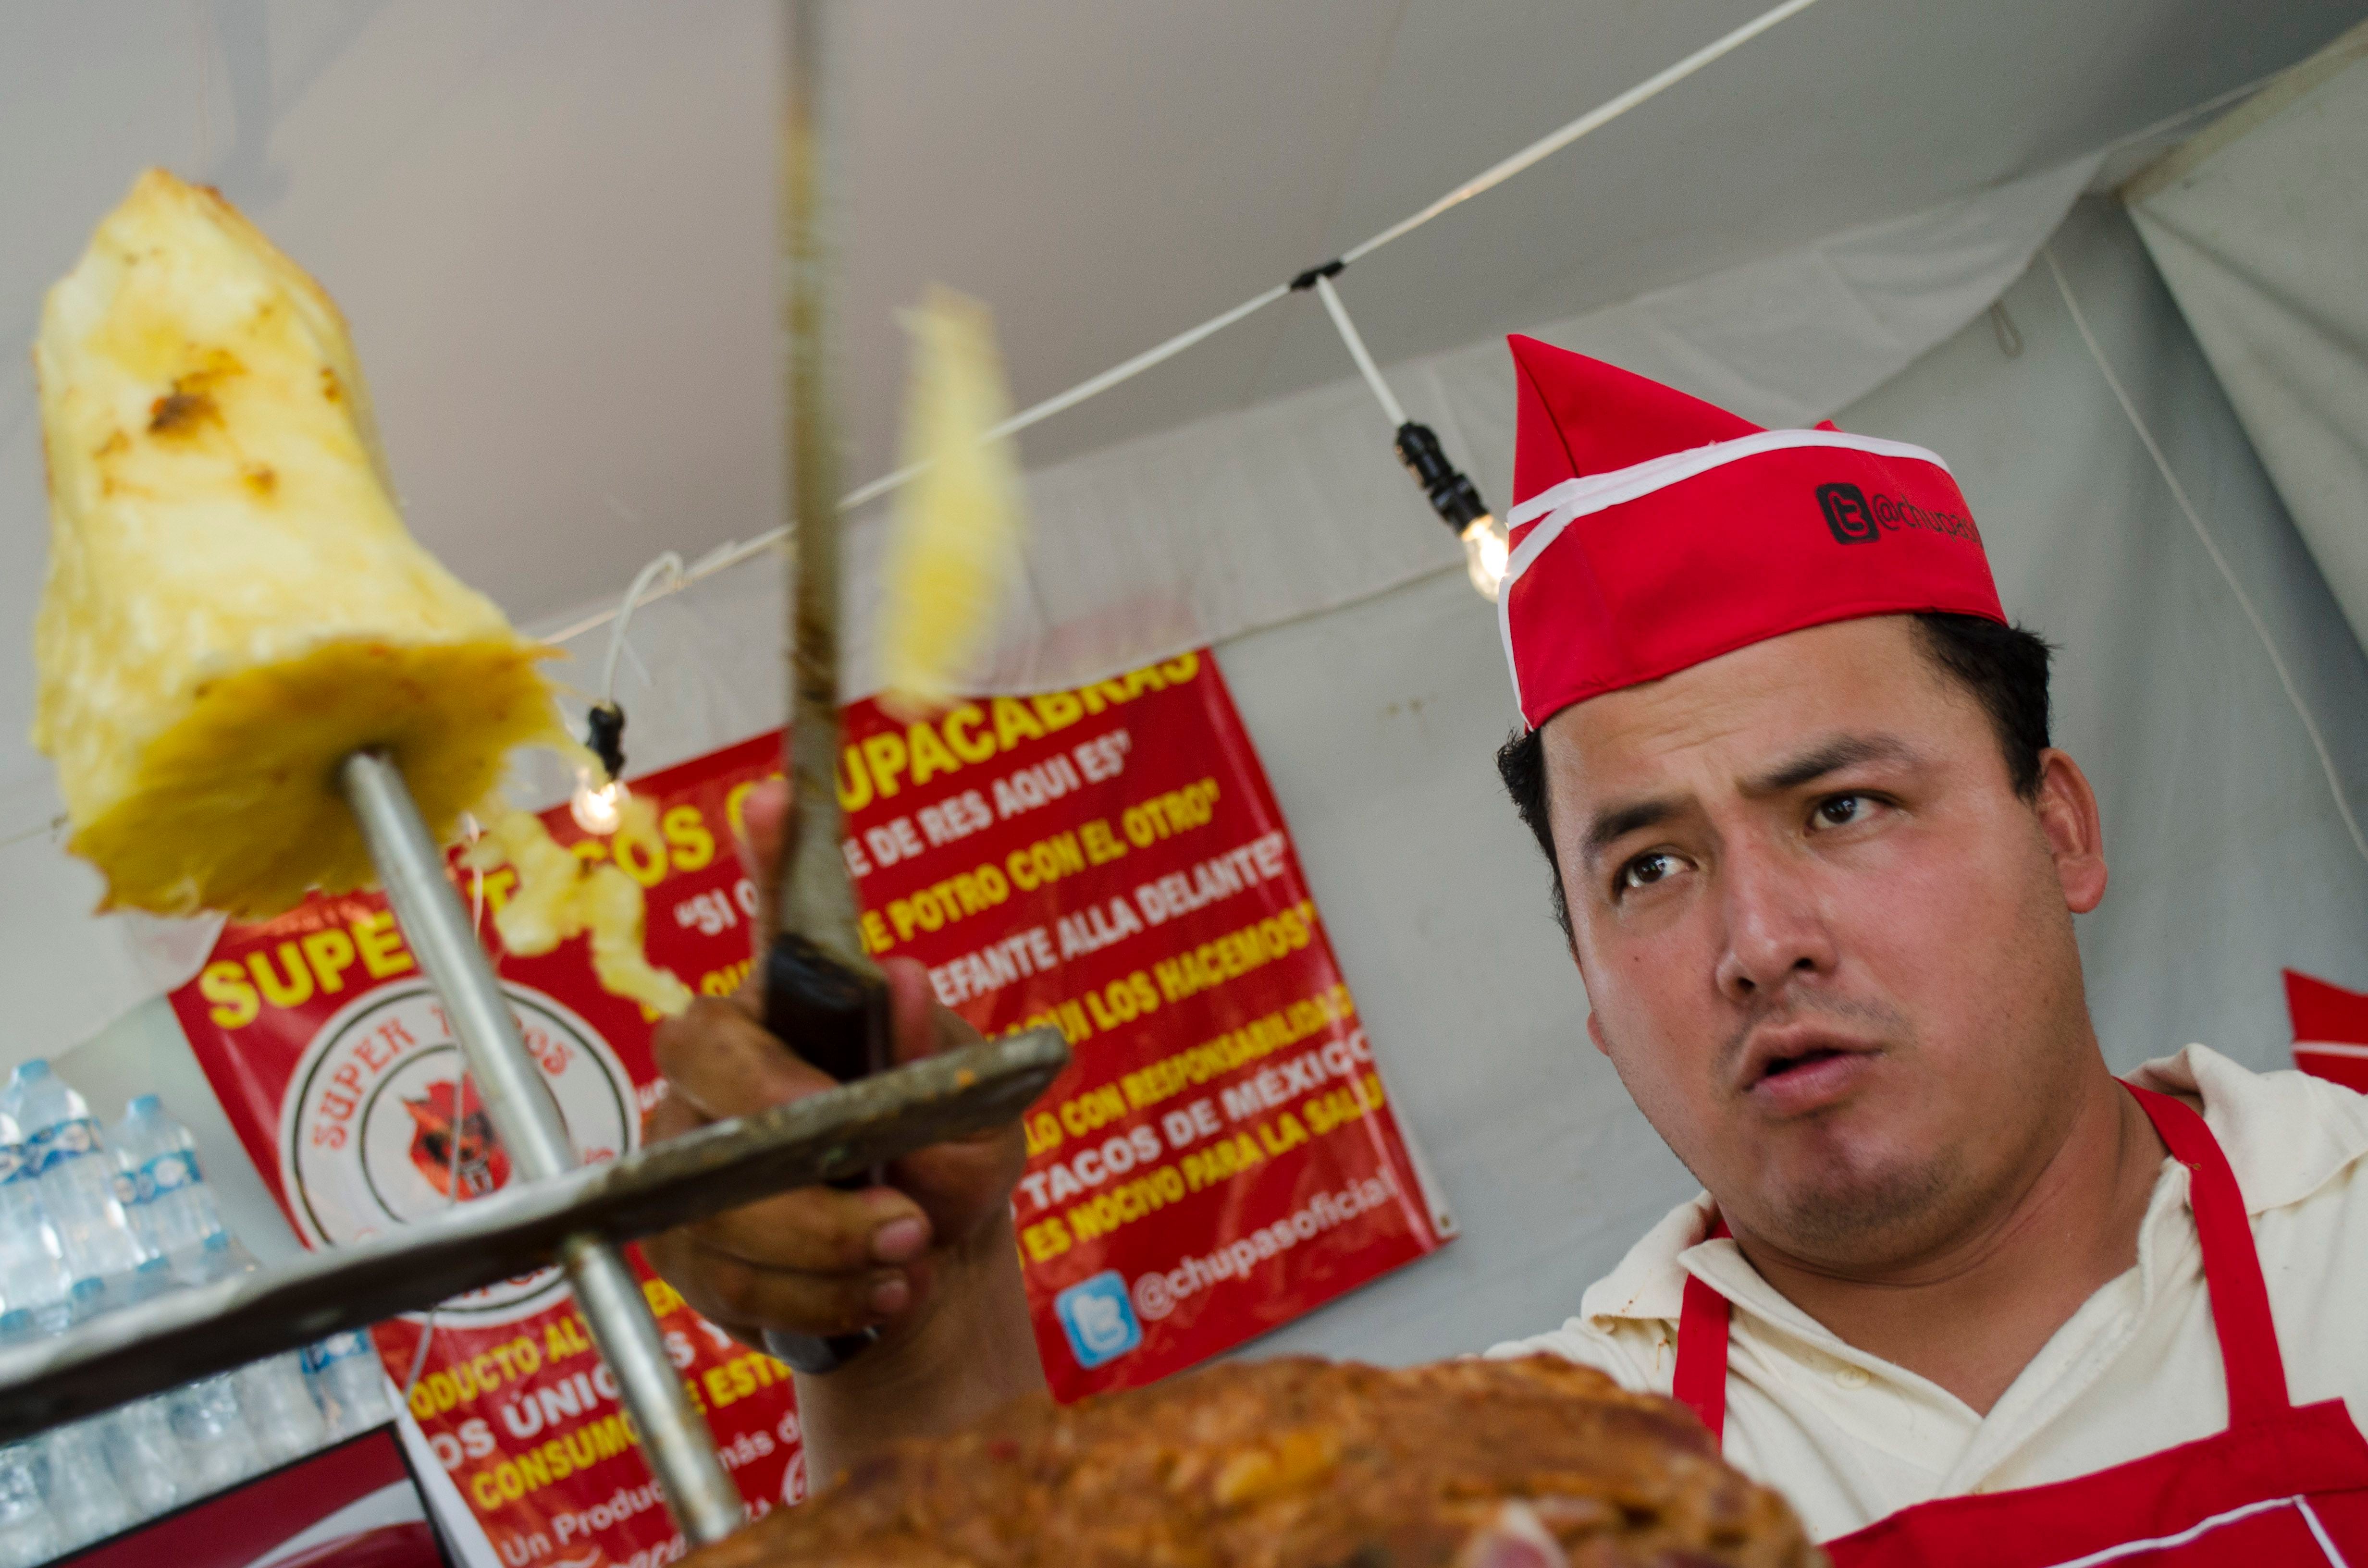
[1499, 335, 2005, 731]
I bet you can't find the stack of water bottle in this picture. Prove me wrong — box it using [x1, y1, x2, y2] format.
[0, 1064, 390, 1564]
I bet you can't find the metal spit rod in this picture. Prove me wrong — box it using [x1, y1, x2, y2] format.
[339, 750, 745, 1547]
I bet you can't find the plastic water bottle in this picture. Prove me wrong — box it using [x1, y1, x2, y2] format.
[303, 1330, 389, 1439]
[167, 1370, 251, 1493]
[182, 1237, 327, 1469]
[40, 1419, 132, 1551]
[109, 1097, 224, 1276]
[0, 1201, 137, 1551]
[0, 1114, 73, 1337]
[115, 1099, 333, 1472]
[99, 1395, 182, 1521]
[0, 1107, 184, 1540]
[0, 1444, 56, 1568]
[3, 1063, 145, 1292]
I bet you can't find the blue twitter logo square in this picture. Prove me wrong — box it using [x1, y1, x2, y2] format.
[1054, 1271, 1141, 1368]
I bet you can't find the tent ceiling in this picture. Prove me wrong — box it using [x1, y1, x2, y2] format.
[0, 0, 2361, 809]
[839, 0, 2367, 480]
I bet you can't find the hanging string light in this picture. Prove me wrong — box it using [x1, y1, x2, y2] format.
[570, 551, 681, 834]
[1300, 265, 1508, 600]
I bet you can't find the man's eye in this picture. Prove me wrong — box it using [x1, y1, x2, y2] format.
[1618, 851, 1688, 893]
[1814, 794, 1871, 828]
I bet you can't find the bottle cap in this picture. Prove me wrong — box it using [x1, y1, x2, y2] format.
[128, 1094, 160, 1117]
[12, 1060, 50, 1082]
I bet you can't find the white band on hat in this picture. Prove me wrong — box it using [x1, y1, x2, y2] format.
[1502, 429, 1954, 588]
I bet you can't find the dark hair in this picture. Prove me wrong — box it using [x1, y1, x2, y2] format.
[1495, 612, 2055, 939]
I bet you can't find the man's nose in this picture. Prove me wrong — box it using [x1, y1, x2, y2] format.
[1712, 841, 1836, 1002]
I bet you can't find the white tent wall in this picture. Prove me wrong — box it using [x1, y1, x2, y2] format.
[2125, 21, 2368, 657]
[57, 197, 2368, 1354]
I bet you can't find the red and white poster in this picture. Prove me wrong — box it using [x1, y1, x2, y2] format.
[837, 650, 1450, 1398]
[171, 740, 800, 1568]
[2285, 968, 2368, 1094]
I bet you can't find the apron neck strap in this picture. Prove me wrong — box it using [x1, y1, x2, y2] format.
[1669, 1085, 2288, 1444]
[1674, 1214, 1734, 1440]
[2121, 1081, 2291, 1424]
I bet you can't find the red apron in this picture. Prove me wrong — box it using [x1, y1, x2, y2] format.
[1670, 1085, 2368, 1565]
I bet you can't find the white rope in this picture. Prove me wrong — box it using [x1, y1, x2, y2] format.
[1341, 0, 1824, 265]
[541, 0, 1822, 649]
[2042, 245, 2368, 870]
[1314, 274, 1408, 428]
[598, 551, 684, 699]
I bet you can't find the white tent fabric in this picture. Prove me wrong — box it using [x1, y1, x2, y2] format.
[2126, 20, 2368, 658]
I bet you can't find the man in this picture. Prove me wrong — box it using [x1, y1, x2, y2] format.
[644, 337, 2368, 1560]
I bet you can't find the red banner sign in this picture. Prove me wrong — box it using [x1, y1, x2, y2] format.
[837, 650, 1448, 1398]
[171, 648, 1448, 1556]
[171, 738, 800, 1568]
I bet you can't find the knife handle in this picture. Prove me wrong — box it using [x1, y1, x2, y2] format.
[760, 930, 890, 1088]
[758, 930, 890, 1373]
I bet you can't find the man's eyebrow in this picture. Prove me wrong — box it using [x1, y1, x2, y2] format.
[1580, 796, 1683, 870]
[1742, 735, 1921, 796]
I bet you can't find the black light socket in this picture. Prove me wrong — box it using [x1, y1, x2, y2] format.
[1394, 421, 1491, 534]
[585, 701, 627, 782]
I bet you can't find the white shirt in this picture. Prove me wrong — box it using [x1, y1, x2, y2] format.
[1487, 1047, 2368, 1544]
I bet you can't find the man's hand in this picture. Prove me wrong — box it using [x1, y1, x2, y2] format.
[638, 778, 1046, 1477]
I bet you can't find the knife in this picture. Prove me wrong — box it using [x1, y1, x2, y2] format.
[762, 0, 890, 1375]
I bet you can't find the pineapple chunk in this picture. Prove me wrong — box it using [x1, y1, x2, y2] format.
[464, 802, 695, 1018]
[33, 170, 561, 918]
[878, 287, 1025, 719]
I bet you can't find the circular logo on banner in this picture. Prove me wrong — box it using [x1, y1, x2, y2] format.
[278, 979, 636, 1322]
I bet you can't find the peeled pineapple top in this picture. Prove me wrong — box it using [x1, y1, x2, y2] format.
[34, 170, 560, 917]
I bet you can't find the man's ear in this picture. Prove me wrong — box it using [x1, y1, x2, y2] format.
[2032, 747, 2108, 914]
[1585, 1011, 1612, 1058]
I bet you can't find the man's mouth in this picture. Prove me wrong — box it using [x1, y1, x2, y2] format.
[1753, 1044, 1850, 1084]
[1737, 1027, 1883, 1110]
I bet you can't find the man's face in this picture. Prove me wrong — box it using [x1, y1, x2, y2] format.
[1542, 615, 2107, 1271]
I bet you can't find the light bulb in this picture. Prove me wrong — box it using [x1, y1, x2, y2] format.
[571, 772, 628, 836]
[1460, 513, 1508, 601]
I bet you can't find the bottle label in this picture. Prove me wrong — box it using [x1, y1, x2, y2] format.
[303, 1330, 374, 1372]
[27, 1118, 99, 1176]
[124, 1151, 200, 1206]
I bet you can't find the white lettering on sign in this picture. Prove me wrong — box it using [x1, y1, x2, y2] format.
[1133, 832, 1290, 926]
[1072, 729, 1131, 783]
[917, 790, 994, 848]
[1015, 1125, 1164, 1212]
[927, 926, 1060, 1007]
[1056, 897, 1145, 960]
[864, 818, 927, 867]
[1219, 1033, 1374, 1124]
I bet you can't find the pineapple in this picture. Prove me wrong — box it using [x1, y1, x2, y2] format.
[33, 170, 561, 918]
